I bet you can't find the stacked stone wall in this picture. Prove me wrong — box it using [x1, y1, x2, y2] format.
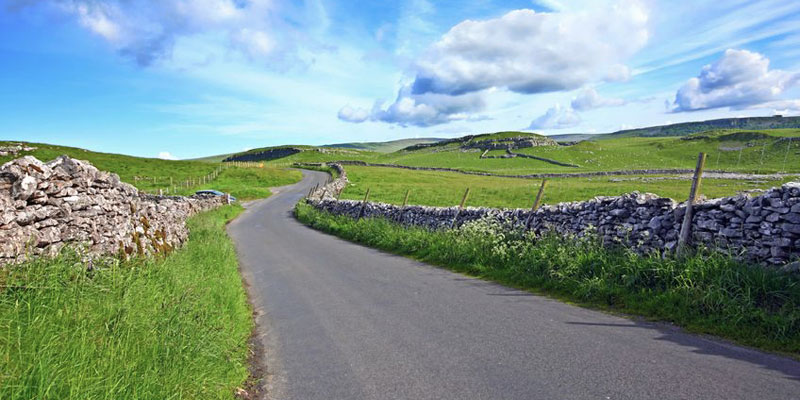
[304, 163, 800, 266]
[1, 156, 225, 264]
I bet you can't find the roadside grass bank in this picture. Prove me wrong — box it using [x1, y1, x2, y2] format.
[295, 203, 800, 356]
[0, 205, 252, 399]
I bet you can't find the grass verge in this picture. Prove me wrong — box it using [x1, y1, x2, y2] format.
[0, 205, 251, 399]
[187, 166, 302, 201]
[295, 202, 800, 356]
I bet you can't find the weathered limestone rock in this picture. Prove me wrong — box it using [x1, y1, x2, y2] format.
[0, 155, 225, 264]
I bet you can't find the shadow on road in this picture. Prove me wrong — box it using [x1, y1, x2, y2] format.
[566, 321, 800, 382]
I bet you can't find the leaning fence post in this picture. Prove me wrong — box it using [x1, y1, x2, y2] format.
[677, 152, 707, 254]
[357, 188, 371, 220]
[402, 189, 411, 207]
[451, 188, 470, 228]
[525, 179, 548, 229]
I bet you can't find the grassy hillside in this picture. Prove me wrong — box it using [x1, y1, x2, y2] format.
[605, 116, 800, 138]
[0, 141, 220, 190]
[273, 128, 800, 207]
[322, 138, 443, 153]
[0, 141, 301, 198]
[189, 152, 237, 163]
[254, 128, 800, 176]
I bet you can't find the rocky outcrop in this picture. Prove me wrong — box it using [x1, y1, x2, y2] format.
[402, 133, 558, 152]
[0, 143, 36, 157]
[462, 136, 557, 150]
[1, 156, 225, 264]
[304, 163, 800, 266]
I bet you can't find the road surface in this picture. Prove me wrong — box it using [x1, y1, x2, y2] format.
[228, 170, 800, 400]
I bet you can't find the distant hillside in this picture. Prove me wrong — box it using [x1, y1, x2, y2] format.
[546, 133, 601, 142]
[605, 116, 800, 138]
[322, 138, 444, 153]
[190, 153, 236, 163]
[0, 140, 221, 193]
[401, 131, 555, 151]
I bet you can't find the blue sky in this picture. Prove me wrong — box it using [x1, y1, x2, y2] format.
[1, 0, 799, 159]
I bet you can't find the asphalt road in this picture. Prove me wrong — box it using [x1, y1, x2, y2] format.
[228, 170, 800, 400]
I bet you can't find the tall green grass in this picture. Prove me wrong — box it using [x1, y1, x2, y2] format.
[0, 205, 252, 399]
[295, 203, 800, 355]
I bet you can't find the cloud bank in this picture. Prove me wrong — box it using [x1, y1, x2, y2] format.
[528, 104, 581, 129]
[340, 0, 649, 127]
[40, 0, 304, 66]
[411, 3, 648, 97]
[672, 49, 800, 112]
[570, 87, 626, 111]
[157, 151, 178, 160]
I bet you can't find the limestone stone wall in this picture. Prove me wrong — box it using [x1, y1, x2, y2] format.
[305, 163, 800, 266]
[1, 156, 225, 264]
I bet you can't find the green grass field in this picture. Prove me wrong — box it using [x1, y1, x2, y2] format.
[0, 205, 252, 399]
[257, 128, 800, 207]
[296, 203, 800, 356]
[334, 166, 793, 208]
[261, 128, 800, 175]
[182, 167, 301, 201]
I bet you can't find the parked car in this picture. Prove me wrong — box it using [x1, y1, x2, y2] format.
[195, 189, 236, 202]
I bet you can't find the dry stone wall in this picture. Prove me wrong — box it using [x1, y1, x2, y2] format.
[305, 163, 800, 267]
[1, 156, 225, 264]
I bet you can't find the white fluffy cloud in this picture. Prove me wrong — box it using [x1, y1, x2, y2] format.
[157, 151, 178, 160]
[371, 88, 486, 127]
[337, 85, 486, 127]
[43, 0, 300, 66]
[337, 105, 369, 123]
[410, 2, 648, 96]
[571, 87, 626, 111]
[528, 104, 581, 129]
[340, 0, 649, 127]
[672, 49, 800, 112]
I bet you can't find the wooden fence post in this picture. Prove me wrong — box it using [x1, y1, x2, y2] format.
[451, 188, 470, 228]
[357, 188, 371, 220]
[525, 179, 548, 229]
[677, 152, 707, 254]
[402, 189, 411, 207]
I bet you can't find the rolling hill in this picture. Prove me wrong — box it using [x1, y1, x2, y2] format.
[604, 115, 800, 138]
[321, 138, 444, 153]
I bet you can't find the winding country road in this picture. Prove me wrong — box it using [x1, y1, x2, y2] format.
[228, 170, 800, 400]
